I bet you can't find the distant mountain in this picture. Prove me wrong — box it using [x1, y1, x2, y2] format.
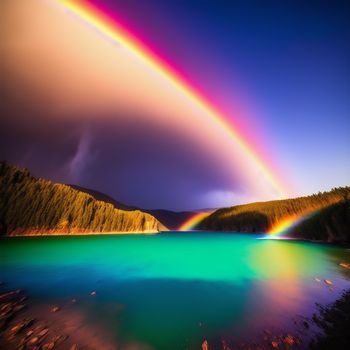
[140, 209, 194, 230]
[200, 187, 350, 242]
[0, 161, 166, 235]
[68, 185, 195, 230]
[69, 185, 138, 211]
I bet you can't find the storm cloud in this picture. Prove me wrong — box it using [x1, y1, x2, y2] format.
[0, 0, 278, 210]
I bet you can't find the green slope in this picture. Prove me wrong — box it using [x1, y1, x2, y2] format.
[291, 200, 350, 242]
[200, 187, 350, 237]
[0, 161, 166, 235]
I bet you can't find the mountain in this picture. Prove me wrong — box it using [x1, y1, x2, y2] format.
[69, 185, 138, 211]
[200, 187, 350, 240]
[68, 185, 195, 230]
[0, 161, 166, 235]
[137, 209, 194, 230]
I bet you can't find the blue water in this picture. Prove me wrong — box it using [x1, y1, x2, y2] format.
[1, 232, 350, 349]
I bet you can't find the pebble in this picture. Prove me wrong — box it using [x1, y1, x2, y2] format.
[51, 306, 60, 313]
[42, 342, 55, 350]
[10, 319, 34, 335]
[53, 334, 68, 345]
[1, 303, 12, 313]
[13, 304, 26, 313]
[271, 341, 279, 349]
[38, 328, 49, 337]
[28, 336, 39, 345]
[284, 335, 295, 346]
[0, 289, 23, 303]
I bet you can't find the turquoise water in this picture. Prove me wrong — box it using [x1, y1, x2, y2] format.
[1, 233, 350, 349]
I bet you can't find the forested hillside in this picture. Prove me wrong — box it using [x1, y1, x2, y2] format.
[291, 200, 350, 242]
[69, 185, 194, 230]
[200, 187, 350, 235]
[0, 161, 165, 235]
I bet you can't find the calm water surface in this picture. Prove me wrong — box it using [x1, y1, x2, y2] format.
[1, 232, 350, 349]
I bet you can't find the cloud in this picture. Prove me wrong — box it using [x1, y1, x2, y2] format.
[67, 128, 96, 182]
[0, 0, 281, 210]
[197, 190, 255, 209]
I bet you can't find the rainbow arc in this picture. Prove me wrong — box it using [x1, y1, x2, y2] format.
[266, 210, 319, 239]
[59, 0, 289, 198]
[178, 212, 211, 231]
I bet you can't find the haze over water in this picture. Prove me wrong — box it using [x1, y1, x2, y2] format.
[1, 233, 350, 349]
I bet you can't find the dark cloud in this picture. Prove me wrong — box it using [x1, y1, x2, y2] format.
[0, 0, 251, 210]
[0, 105, 242, 210]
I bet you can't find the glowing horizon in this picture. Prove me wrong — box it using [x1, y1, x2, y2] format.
[59, 0, 290, 199]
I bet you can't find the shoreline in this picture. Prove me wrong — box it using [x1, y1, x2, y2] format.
[2, 230, 350, 247]
[0, 287, 117, 350]
[310, 289, 350, 349]
[172, 230, 350, 247]
[1, 284, 349, 350]
[3, 230, 160, 237]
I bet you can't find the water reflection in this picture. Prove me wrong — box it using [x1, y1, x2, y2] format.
[0, 234, 350, 350]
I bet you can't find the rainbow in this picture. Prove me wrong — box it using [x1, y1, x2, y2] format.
[178, 212, 211, 231]
[266, 210, 319, 239]
[267, 215, 304, 238]
[58, 0, 288, 198]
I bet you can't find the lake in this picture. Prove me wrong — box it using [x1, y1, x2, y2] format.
[1, 232, 350, 349]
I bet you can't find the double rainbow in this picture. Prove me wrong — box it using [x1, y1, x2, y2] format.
[59, 0, 288, 198]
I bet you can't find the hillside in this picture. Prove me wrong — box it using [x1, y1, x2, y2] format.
[200, 187, 350, 237]
[69, 185, 194, 230]
[0, 161, 166, 235]
[291, 200, 350, 242]
[69, 184, 138, 211]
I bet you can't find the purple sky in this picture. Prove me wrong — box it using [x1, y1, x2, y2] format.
[1, 0, 349, 210]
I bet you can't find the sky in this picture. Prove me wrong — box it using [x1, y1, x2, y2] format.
[1, 0, 349, 211]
